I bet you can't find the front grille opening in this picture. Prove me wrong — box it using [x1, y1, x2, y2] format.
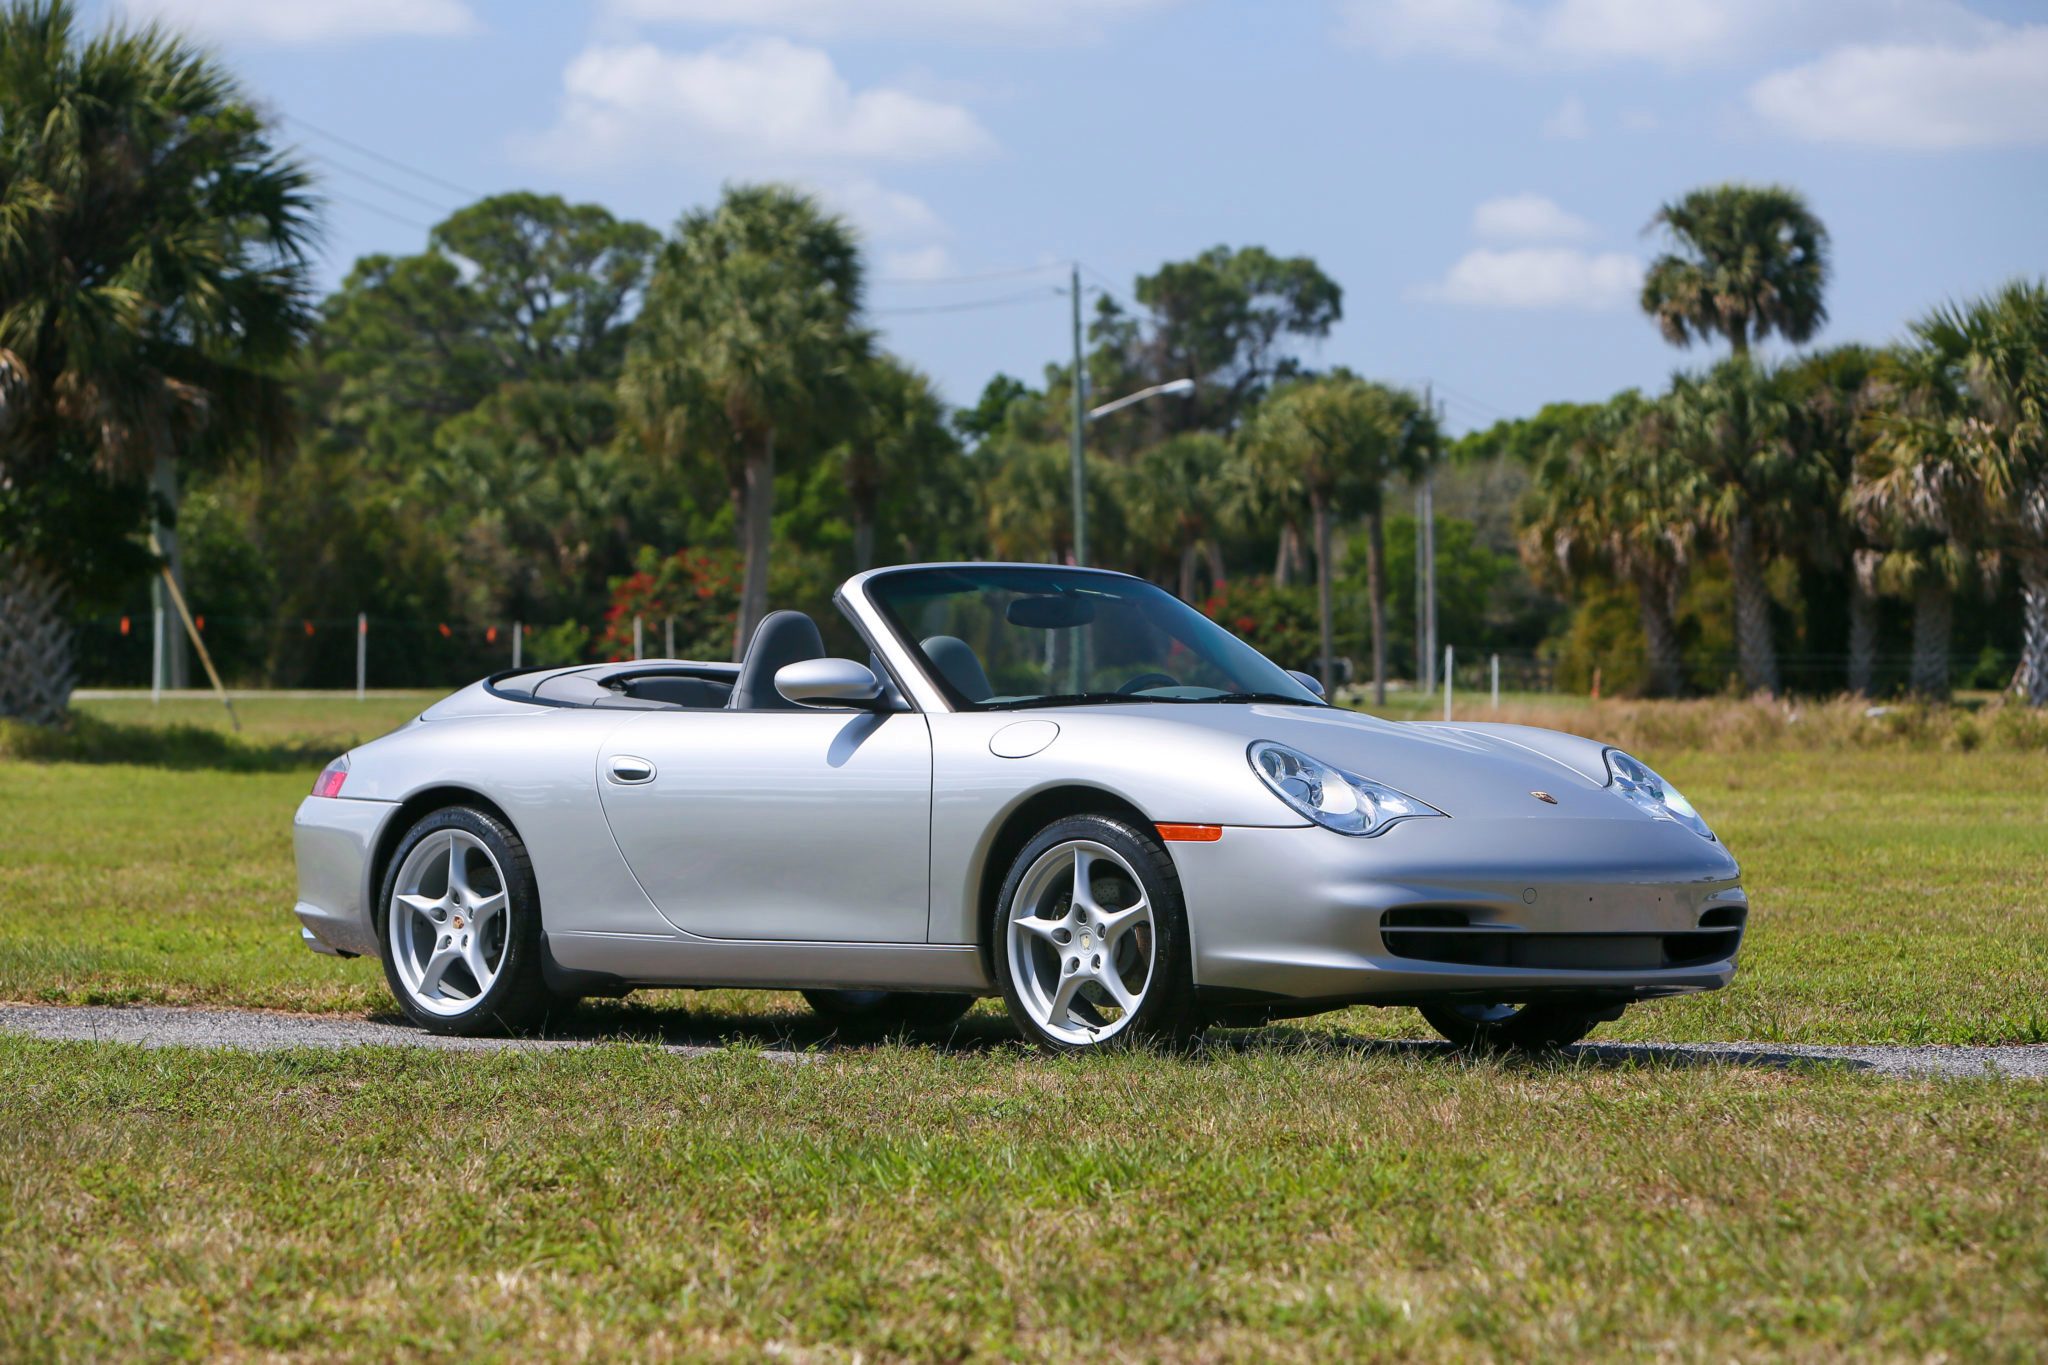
[1698, 905, 1746, 929]
[1380, 907, 1471, 930]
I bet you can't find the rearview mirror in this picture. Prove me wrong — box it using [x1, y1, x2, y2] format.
[1006, 594, 1097, 629]
[775, 657, 888, 710]
[1286, 669, 1326, 698]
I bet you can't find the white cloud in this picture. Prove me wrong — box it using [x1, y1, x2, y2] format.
[1418, 247, 1642, 310]
[601, 0, 1180, 41]
[1749, 25, 2048, 149]
[878, 245, 959, 281]
[815, 178, 947, 242]
[1338, 0, 1993, 69]
[1541, 96, 1588, 140]
[124, 0, 475, 43]
[1472, 194, 1593, 242]
[528, 37, 994, 166]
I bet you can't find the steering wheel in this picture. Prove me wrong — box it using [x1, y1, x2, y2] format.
[1117, 671, 1181, 695]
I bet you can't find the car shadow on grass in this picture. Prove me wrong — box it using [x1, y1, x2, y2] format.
[412, 999, 1875, 1075]
[0, 715, 338, 773]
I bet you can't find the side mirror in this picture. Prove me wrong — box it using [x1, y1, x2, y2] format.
[775, 658, 888, 710]
[1286, 669, 1326, 698]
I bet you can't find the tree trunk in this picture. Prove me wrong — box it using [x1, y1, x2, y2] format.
[0, 550, 76, 726]
[2015, 554, 2048, 706]
[1311, 494, 1334, 695]
[734, 428, 775, 661]
[851, 507, 876, 574]
[1636, 573, 1684, 698]
[1178, 543, 1198, 603]
[151, 451, 190, 689]
[1274, 522, 1299, 586]
[1727, 514, 1779, 696]
[1203, 541, 1226, 593]
[1366, 507, 1387, 706]
[1908, 579, 1952, 701]
[1847, 551, 1880, 698]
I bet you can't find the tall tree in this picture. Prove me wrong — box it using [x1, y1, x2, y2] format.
[1784, 346, 1884, 695]
[620, 184, 867, 656]
[1088, 245, 1342, 446]
[0, 0, 314, 721]
[1668, 359, 1823, 696]
[1929, 280, 2048, 704]
[1523, 393, 1698, 697]
[1123, 431, 1233, 600]
[1238, 373, 1433, 700]
[1641, 184, 1830, 359]
[836, 355, 959, 571]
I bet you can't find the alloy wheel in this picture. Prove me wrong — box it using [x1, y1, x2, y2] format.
[1005, 839, 1156, 1045]
[387, 829, 511, 1017]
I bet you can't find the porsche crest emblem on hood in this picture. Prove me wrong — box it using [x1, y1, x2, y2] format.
[1530, 791, 1559, 805]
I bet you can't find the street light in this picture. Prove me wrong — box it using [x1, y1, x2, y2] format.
[1067, 335, 1195, 567]
[1087, 377, 1196, 421]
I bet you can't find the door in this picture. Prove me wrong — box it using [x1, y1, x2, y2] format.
[595, 709, 932, 943]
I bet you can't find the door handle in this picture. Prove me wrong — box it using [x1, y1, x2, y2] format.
[607, 755, 656, 784]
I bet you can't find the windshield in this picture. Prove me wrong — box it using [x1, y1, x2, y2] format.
[865, 565, 1325, 710]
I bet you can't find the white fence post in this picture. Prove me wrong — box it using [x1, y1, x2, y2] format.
[513, 621, 522, 669]
[1490, 653, 1500, 710]
[633, 615, 643, 661]
[1443, 646, 1454, 722]
[356, 613, 367, 700]
[151, 606, 164, 704]
[664, 616, 674, 659]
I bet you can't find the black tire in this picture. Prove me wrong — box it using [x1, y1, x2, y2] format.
[376, 805, 554, 1036]
[1419, 999, 1617, 1053]
[799, 989, 976, 1037]
[991, 814, 1200, 1054]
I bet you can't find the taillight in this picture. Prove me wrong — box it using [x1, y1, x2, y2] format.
[311, 755, 350, 798]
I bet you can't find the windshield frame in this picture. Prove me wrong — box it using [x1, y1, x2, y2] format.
[854, 563, 1328, 714]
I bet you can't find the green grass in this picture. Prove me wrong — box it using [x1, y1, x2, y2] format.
[2, 1037, 2044, 1360]
[2, 695, 2043, 1044]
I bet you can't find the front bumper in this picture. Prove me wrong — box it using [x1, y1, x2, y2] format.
[291, 795, 399, 958]
[1175, 817, 1746, 1004]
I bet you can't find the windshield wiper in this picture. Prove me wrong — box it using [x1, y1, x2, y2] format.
[981, 692, 1157, 711]
[1200, 692, 1328, 706]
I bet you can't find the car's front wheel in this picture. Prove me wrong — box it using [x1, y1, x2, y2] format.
[378, 806, 553, 1036]
[992, 815, 1199, 1053]
[1419, 999, 1620, 1052]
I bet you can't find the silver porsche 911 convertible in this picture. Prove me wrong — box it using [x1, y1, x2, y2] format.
[293, 562, 1745, 1052]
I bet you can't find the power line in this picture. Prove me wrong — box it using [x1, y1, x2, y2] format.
[306, 152, 457, 218]
[873, 261, 1071, 287]
[872, 287, 1065, 317]
[321, 190, 438, 235]
[281, 112, 487, 202]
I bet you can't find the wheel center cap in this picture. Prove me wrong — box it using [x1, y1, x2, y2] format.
[1080, 930, 1093, 950]
[452, 914, 465, 930]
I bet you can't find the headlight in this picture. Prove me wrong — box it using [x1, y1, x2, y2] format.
[1604, 749, 1714, 840]
[1248, 741, 1444, 837]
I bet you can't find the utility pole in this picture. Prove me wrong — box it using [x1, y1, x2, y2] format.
[1069, 263, 1088, 568]
[1421, 383, 1440, 696]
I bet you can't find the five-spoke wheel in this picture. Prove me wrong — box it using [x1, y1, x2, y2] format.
[994, 815, 1196, 1052]
[378, 806, 552, 1035]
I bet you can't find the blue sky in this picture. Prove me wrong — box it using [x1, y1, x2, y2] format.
[102, 0, 2048, 432]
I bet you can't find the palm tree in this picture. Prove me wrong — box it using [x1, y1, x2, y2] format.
[1784, 346, 1883, 695]
[1238, 373, 1433, 701]
[1123, 432, 1233, 600]
[1523, 392, 1698, 697]
[620, 184, 866, 657]
[0, 0, 315, 722]
[1641, 184, 1830, 359]
[1667, 359, 1824, 696]
[836, 354, 955, 572]
[1928, 280, 2048, 704]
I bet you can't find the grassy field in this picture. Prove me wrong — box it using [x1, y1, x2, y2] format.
[3, 1037, 2045, 1360]
[3, 693, 2045, 1358]
[2, 692, 2043, 1044]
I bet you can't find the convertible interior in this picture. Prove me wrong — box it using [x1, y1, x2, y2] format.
[488, 609, 918, 712]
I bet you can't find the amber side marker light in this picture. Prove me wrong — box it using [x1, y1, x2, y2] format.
[1156, 823, 1223, 843]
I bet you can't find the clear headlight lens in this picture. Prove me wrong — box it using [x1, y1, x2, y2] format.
[1605, 749, 1714, 840]
[1248, 741, 1444, 837]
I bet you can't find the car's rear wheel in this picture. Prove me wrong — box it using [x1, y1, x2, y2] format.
[799, 989, 976, 1037]
[993, 815, 1199, 1054]
[1419, 999, 1617, 1052]
[378, 806, 553, 1036]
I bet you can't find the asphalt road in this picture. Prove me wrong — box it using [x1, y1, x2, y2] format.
[4, 1003, 2046, 1078]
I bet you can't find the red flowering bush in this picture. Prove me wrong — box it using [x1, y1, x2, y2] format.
[599, 546, 741, 661]
[1199, 577, 1321, 673]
